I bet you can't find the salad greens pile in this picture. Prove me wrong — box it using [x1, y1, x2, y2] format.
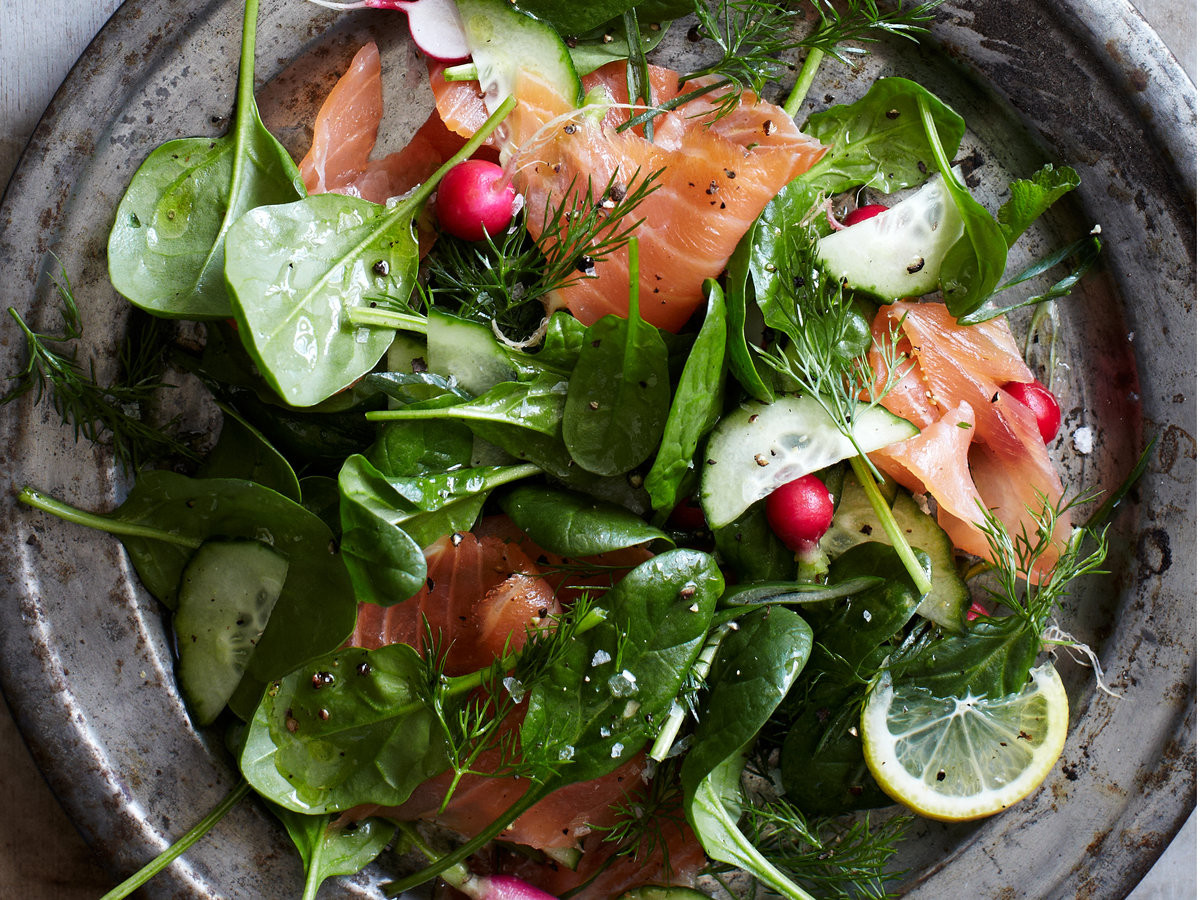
[5, 1, 1124, 899]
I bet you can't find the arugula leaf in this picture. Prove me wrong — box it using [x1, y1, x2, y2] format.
[799, 77, 965, 195]
[107, 0, 305, 319]
[645, 280, 728, 518]
[997, 164, 1081, 246]
[274, 811, 396, 900]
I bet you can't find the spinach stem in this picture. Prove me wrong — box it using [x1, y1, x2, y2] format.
[300, 833, 325, 900]
[346, 307, 429, 332]
[18, 487, 203, 550]
[783, 49, 824, 119]
[848, 456, 932, 596]
[649, 625, 727, 762]
[99, 781, 251, 900]
[383, 785, 549, 896]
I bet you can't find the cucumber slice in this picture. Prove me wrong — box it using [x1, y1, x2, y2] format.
[456, 0, 584, 112]
[426, 308, 517, 394]
[700, 396, 917, 529]
[817, 173, 965, 301]
[174, 540, 289, 725]
[822, 475, 969, 631]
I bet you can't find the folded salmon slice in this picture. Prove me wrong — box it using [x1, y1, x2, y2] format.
[432, 60, 825, 332]
[870, 302, 1070, 576]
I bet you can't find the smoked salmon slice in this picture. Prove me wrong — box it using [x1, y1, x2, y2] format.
[431, 60, 826, 332]
[870, 302, 1071, 576]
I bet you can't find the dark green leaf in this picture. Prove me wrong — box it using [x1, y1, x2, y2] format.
[239, 644, 450, 813]
[369, 373, 570, 437]
[199, 404, 301, 502]
[275, 811, 397, 892]
[499, 483, 670, 556]
[645, 280, 728, 517]
[724, 224, 775, 403]
[563, 307, 671, 476]
[712, 504, 796, 583]
[365, 418, 475, 478]
[521, 549, 722, 783]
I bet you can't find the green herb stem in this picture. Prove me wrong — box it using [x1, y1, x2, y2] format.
[783, 49, 824, 119]
[442, 63, 479, 82]
[383, 785, 549, 896]
[847, 456, 932, 596]
[18, 486, 203, 550]
[649, 625, 726, 762]
[301, 839, 325, 900]
[100, 781, 251, 900]
[345, 307, 429, 332]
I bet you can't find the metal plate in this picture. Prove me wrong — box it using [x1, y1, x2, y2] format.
[0, 1, 1193, 897]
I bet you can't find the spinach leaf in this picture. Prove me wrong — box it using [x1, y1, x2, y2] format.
[997, 164, 1080, 247]
[499, 483, 669, 556]
[891, 615, 1040, 700]
[532, 311, 587, 372]
[521, 549, 722, 783]
[366, 419, 475, 478]
[299, 476, 341, 535]
[224, 99, 514, 407]
[338, 454, 539, 605]
[513, 0, 688, 35]
[562, 302, 671, 476]
[800, 77, 965, 195]
[778, 544, 927, 815]
[368, 373, 570, 437]
[712, 504, 796, 584]
[274, 810, 396, 900]
[199, 403, 301, 502]
[917, 98, 1008, 318]
[645, 280, 727, 518]
[567, 10, 673, 76]
[239, 643, 450, 813]
[682, 607, 813, 900]
[724, 220, 775, 404]
[107, 0, 305, 320]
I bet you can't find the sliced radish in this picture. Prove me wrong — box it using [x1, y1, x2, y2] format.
[307, 0, 470, 62]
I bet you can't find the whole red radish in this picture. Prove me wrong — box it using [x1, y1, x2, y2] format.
[436, 160, 519, 241]
[1002, 380, 1061, 443]
[843, 203, 889, 226]
[765, 474, 835, 551]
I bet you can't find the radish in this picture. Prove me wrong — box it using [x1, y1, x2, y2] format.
[765, 474, 835, 551]
[1002, 380, 1061, 444]
[306, 0, 470, 62]
[843, 203, 889, 226]
[435, 160, 519, 241]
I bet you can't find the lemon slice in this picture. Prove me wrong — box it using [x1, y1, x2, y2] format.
[861, 661, 1069, 821]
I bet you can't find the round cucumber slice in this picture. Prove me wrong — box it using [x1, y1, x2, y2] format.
[817, 173, 965, 301]
[699, 395, 918, 529]
[174, 539, 289, 725]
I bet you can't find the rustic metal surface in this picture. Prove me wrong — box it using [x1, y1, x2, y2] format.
[0, 0, 1193, 897]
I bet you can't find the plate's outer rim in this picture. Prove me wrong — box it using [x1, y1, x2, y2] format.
[0, 1, 1194, 898]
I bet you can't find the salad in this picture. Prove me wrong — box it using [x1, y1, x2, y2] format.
[4, 0, 1144, 898]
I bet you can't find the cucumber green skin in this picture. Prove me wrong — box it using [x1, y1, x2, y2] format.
[816, 173, 964, 302]
[822, 476, 969, 630]
[174, 540, 289, 725]
[456, 0, 584, 110]
[618, 888, 711, 900]
[699, 396, 918, 530]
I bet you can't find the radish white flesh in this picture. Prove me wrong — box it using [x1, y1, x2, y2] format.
[305, 0, 470, 62]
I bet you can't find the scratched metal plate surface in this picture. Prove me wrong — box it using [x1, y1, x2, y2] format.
[0, 0, 1193, 897]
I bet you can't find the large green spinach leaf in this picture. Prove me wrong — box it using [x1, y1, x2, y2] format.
[498, 484, 669, 556]
[107, 0, 305, 319]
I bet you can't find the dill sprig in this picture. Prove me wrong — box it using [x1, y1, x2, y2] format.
[756, 223, 911, 465]
[737, 800, 912, 899]
[2, 271, 195, 473]
[594, 757, 689, 874]
[425, 170, 661, 342]
[976, 491, 1109, 630]
[800, 0, 945, 63]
